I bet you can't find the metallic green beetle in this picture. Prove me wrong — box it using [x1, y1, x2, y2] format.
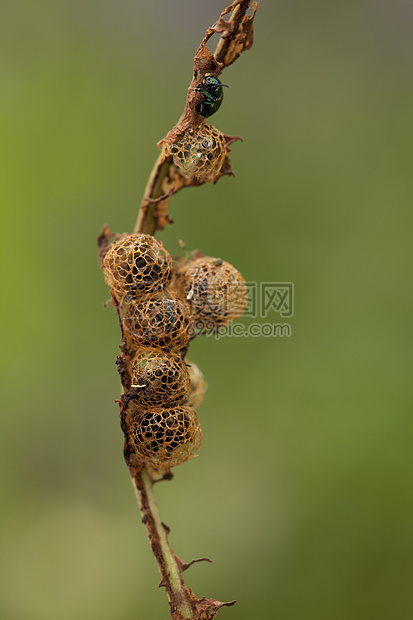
[195, 75, 229, 118]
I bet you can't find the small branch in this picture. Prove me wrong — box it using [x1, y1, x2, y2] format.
[134, 154, 172, 235]
[182, 558, 213, 572]
[131, 469, 236, 620]
[213, 0, 256, 67]
[132, 468, 194, 619]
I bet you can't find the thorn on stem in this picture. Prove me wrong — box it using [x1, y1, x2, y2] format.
[162, 522, 171, 534]
[182, 557, 213, 572]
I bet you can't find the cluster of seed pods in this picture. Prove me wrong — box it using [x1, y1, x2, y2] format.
[103, 233, 247, 470]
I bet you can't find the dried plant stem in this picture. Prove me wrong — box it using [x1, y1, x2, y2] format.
[132, 468, 193, 619]
[134, 154, 171, 235]
[117, 2, 259, 617]
[214, 0, 252, 65]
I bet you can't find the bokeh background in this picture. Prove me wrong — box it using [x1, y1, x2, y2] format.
[1, 1, 412, 618]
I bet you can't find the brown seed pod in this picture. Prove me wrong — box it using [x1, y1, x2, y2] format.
[130, 347, 190, 408]
[120, 292, 193, 352]
[165, 124, 226, 183]
[185, 361, 207, 410]
[178, 256, 247, 332]
[131, 406, 202, 469]
[103, 233, 173, 299]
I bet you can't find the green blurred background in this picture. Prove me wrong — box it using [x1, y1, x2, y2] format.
[1, 1, 412, 618]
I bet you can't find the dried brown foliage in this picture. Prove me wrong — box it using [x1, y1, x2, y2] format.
[135, 0, 258, 236]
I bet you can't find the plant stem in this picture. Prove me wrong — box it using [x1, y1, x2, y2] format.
[131, 468, 193, 619]
[122, 3, 259, 616]
[134, 154, 172, 235]
[214, 0, 252, 65]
